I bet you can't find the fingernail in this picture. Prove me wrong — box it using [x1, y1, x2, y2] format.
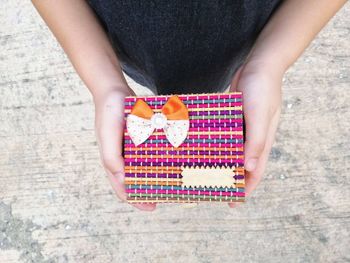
[246, 158, 258, 171]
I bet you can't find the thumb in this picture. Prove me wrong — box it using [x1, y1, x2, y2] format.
[95, 90, 157, 211]
[96, 110, 127, 201]
[239, 86, 270, 172]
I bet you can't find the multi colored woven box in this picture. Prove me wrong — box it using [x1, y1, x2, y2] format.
[123, 92, 245, 203]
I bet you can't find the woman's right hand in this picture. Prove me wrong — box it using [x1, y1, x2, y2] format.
[93, 87, 157, 211]
[31, 0, 156, 210]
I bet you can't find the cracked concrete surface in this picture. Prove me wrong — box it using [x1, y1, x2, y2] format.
[1, 1, 349, 263]
[0, 202, 53, 263]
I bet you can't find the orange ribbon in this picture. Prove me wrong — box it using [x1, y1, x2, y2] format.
[130, 95, 189, 120]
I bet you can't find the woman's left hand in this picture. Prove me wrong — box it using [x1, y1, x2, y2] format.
[228, 59, 284, 208]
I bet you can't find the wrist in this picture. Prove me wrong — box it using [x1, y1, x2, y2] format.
[92, 84, 135, 106]
[242, 52, 287, 81]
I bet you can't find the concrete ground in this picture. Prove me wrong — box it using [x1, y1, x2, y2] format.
[0, 1, 349, 263]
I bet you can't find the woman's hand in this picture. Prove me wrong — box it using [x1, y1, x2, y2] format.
[93, 87, 157, 212]
[228, 60, 283, 208]
[226, 0, 346, 208]
[31, 0, 157, 211]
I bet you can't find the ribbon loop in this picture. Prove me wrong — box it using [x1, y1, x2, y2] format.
[130, 98, 154, 119]
[161, 95, 189, 120]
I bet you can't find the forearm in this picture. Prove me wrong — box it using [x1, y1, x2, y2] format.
[246, 0, 347, 73]
[31, 0, 130, 101]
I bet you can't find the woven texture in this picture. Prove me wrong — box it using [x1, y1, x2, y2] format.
[124, 92, 245, 203]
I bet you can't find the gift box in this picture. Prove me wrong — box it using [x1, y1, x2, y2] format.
[123, 92, 245, 203]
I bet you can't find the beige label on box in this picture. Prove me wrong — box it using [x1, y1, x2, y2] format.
[180, 166, 236, 188]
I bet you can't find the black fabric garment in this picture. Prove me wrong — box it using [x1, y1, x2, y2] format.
[86, 0, 283, 95]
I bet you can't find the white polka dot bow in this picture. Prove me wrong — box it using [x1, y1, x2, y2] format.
[126, 95, 190, 148]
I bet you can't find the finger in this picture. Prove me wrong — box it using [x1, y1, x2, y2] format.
[105, 167, 156, 211]
[103, 159, 127, 201]
[100, 127, 157, 211]
[96, 92, 156, 211]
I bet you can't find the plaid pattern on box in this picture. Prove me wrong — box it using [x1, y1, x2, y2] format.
[123, 92, 245, 203]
